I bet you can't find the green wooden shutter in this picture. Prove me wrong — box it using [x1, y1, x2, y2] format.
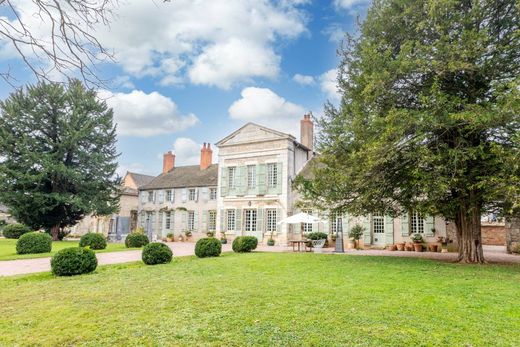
[220, 209, 226, 232]
[220, 167, 228, 197]
[276, 162, 283, 195]
[257, 208, 264, 233]
[425, 215, 435, 236]
[193, 211, 199, 231]
[236, 166, 245, 196]
[384, 215, 394, 245]
[257, 164, 266, 195]
[201, 210, 208, 231]
[276, 208, 282, 233]
[401, 213, 409, 236]
[236, 208, 242, 233]
[182, 211, 187, 230]
[363, 215, 371, 245]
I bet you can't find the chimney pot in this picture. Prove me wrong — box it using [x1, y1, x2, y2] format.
[163, 151, 175, 174]
[200, 142, 213, 170]
[300, 113, 314, 153]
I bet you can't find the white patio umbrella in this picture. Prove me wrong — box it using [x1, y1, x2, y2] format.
[277, 212, 326, 239]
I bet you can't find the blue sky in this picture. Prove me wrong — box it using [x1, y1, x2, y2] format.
[0, 0, 370, 176]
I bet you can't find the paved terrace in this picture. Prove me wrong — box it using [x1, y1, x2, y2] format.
[0, 244, 517, 277]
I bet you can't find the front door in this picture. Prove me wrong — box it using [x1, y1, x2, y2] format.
[372, 215, 386, 246]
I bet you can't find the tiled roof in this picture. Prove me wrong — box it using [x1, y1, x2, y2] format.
[128, 172, 155, 187]
[140, 164, 218, 190]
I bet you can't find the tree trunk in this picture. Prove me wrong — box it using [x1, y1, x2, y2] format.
[455, 204, 485, 263]
[50, 225, 60, 241]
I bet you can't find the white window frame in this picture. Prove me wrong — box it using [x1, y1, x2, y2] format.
[373, 214, 385, 234]
[188, 211, 195, 231]
[208, 210, 216, 231]
[266, 209, 277, 233]
[330, 212, 338, 233]
[267, 163, 277, 188]
[302, 209, 313, 233]
[188, 188, 196, 201]
[411, 211, 425, 234]
[247, 165, 256, 189]
[244, 209, 257, 232]
[228, 167, 236, 189]
[166, 190, 173, 202]
[165, 211, 172, 230]
[209, 188, 217, 200]
[147, 191, 154, 203]
[227, 210, 236, 231]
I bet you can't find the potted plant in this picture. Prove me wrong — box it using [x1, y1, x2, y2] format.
[267, 231, 275, 246]
[405, 242, 414, 251]
[388, 244, 398, 251]
[411, 233, 424, 252]
[220, 231, 227, 244]
[184, 230, 192, 240]
[428, 244, 439, 252]
[348, 224, 364, 250]
[396, 241, 405, 251]
[437, 236, 451, 253]
[206, 231, 215, 237]
[166, 233, 174, 242]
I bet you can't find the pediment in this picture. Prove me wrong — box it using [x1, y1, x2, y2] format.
[216, 122, 293, 146]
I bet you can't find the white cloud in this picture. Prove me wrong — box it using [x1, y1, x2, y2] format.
[333, 0, 371, 10]
[169, 138, 218, 166]
[98, 90, 199, 137]
[319, 69, 341, 103]
[228, 87, 306, 136]
[292, 74, 315, 85]
[322, 24, 345, 43]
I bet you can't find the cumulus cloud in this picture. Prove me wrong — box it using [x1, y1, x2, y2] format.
[319, 69, 341, 103]
[98, 90, 199, 137]
[292, 74, 315, 85]
[322, 24, 345, 43]
[168, 138, 219, 166]
[333, 0, 371, 10]
[228, 87, 306, 136]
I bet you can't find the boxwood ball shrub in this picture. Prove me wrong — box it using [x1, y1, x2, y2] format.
[16, 232, 52, 254]
[79, 232, 107, 250]
[125, 233, 149, 248]
[195, 237, 222, 258]
[232, 236, 258, 253]
[2, 223, 31, 239]
[305, 232, 328, 240]
[142, 243, 173, 265]
[51, 247, 97, 276]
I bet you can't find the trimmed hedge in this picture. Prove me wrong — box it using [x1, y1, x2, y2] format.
[232, 236, 258, 253]
[16, 232, 52, 254]
[125, 233, 149, 248]
[305, 232, 328, 241]
[142, 243, 173, 265]
[195, 237, 222, 258]
[51, 247, 97, 276]
[79, 233, 107, 250]
[2, 223, 31, 239]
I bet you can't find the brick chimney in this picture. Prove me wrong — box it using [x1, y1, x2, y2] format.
[163, 151, 175, 174]
[300, 113, 314, 152]
[200, 143, 213, 170]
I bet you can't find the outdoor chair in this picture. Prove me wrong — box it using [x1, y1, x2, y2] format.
[311, 239, 326, 253]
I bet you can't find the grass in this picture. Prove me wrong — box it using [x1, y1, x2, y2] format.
[0, 253, 519, 346]
[0, 238, 133, 261]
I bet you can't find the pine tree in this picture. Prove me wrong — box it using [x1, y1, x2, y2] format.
[295, 0, 520, 263]
[0, 80, 120, 240]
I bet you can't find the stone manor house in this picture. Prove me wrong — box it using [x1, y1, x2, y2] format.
[136, 115, 452, 248]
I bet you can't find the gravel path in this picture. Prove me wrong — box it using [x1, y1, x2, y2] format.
[1, 243, 517, 277]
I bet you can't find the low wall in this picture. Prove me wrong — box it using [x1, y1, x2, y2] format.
[505, 218, 520, 254]
[481, 224, 506, 246]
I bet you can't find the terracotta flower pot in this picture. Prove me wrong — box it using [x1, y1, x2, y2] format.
[428, 244, 439, 252]
[396, 242, 405, 251]
[389, 244, 398, 251]
[413, 243, 423, 252]
[405, 243, 414, 251]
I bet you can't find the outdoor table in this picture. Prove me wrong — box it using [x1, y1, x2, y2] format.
[289, 240, 310, 252]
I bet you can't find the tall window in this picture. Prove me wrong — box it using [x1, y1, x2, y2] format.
[165, 211, 172, 230]
[266, 209, 277, 233]
[411, 211, 424, 234]
[188, 211, 195, 231]
[247, 165, 256, 189]
[209, 188, 217, 200]
[330, 212, 338, 233]
[228, 167, 236, 189]
[245, 209, 257, 232]
[267, 163, 277, 188]
[227, 210, 236, 231]
[147, 191, 154, 202]
[208, 210, 216, 231]
[302, 209, 313, 233]
[166, 190, 173, 202]
[373, 214, 384, 234]
[188, 188, 196, 201]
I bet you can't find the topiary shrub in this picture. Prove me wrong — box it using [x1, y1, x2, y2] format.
[79, 232, 107, 250]
[195, 237, 222, 258]
[142, 243, 173, 265]
[125, 233, 149, 248]
[305, 232, 328, 241]
[232, 236, 258, 253]
[2, 223, 31, 239]
[51, 247, 97, 276]
[16, 232, 52, 254]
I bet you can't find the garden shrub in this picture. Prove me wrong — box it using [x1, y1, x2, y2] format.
[195, 237, 222, 258]
[16, 232, 52, 254]
[51, 247, 97, 276]
[232, 236, 258, 253]
[142, 243, 173, 265]
[79, 232, 107, 250]
[125, 233, 149, 248]
[305, 232, 328, 241]
[2, 223, 31, 239]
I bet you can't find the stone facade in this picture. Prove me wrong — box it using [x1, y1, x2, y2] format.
[505, 217, 520, 253]
[481, 223, 506, 246]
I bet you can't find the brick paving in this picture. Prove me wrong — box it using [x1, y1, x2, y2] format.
[1, 243, 517, 277]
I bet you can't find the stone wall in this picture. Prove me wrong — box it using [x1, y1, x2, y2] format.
[481, 223, 506, 246]
[505, 217, 520, 254]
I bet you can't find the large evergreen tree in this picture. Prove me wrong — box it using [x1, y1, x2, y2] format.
[295, 0, 519, 263]
[0, 80, 120, 240]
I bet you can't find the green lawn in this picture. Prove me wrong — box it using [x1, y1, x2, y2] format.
[0, 253, 519, 346]
[0, 238, 133, 261]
